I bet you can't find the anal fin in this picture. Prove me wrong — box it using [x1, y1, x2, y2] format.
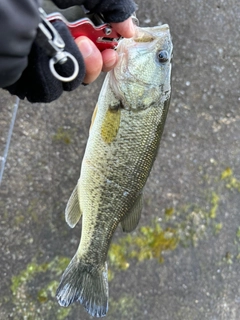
[121, 193, 143, 232]
[65, 184, 82, 228]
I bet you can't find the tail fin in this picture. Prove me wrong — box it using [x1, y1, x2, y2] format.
[56, 255, 108, 317]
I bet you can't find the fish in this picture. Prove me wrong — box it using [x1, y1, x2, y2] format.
[56, 24, 173, 317]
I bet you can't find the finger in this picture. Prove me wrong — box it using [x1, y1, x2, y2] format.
[111, 17, 136, 38]
[75, 36, 103, 84]
[101, 49, 119, 72]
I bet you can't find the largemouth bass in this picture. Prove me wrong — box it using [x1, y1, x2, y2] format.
[56, 24, 173, 317]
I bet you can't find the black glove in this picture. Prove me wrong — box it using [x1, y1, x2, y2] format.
[3, 0, 136, 103]
[5, 21, 85, 103]
[0, 0, 40, 88]
[52, 0, 136, 22]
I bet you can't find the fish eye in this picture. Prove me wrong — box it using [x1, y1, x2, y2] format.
[158, 50, 169, 63]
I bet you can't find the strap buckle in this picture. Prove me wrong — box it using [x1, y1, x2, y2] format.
[36, 8, 79, 82]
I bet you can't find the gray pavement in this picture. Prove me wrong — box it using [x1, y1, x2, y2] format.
[1, 1, 240, 319]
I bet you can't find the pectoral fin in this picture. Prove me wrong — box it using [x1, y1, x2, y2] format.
[89, 104, 98, 132]
[121, 193, 143, 232]
[65, 184, 82, 228]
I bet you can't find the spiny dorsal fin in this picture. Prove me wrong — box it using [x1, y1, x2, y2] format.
[65, 184, 82, 228]
[121, 193, 143, 232]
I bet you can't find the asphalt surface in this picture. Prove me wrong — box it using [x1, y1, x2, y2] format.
[1, 1, 240, 319]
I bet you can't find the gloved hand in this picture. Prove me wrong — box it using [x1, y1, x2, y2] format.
[3, 0, 136, 103]
[6, 21, 85, 103]
[53, 0, 136, 23]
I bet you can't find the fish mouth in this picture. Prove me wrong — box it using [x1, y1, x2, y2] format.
[133, 29, 155, 43]
[133, 24, 170, 43]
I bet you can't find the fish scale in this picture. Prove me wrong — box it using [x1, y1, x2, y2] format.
[56, 24, 173, 318]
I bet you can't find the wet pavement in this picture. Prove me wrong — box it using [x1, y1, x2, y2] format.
[1, 1, 240, 319]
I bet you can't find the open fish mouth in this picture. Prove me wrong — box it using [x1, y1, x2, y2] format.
[134, 24, 170, 42]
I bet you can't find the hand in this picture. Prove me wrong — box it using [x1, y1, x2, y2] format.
[75, 17, 136, 84]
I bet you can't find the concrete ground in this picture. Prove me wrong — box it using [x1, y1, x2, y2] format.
[0, 1, 240, 319]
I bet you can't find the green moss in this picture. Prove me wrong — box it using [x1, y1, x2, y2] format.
[38, 288, 48, 303]
[108, 183, 224, 270]
[228, 177, 240, 192]
[11, 262, 44, 295]
[38, 280, 71, 320]
[224, 252, 233, 264]
[109, 223, 178, 271]
[236, 227, 240, 240]
[11, 257, 70, 295]
[165, 207, 174, 220]
[209, 192, 219, 219]
[133, 225, 178, 263]
[108, 268, 115, 282]
[221, 167, 240, 192]
[165, 207, 174, 216]
[108, 294, 140, 318]
[109, 243, 130, 270]
[221, 167, 233, 180]
[236, 253, 240, 260]
[14, 199, 40, 226]
[14, 214, 25, 225]
[214, 223, 223, 234]
[52, 127, 72, 144]
[10, 167, 240, 318]
[10, 256, 71, 320]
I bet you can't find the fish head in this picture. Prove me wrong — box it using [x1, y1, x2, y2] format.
[110, 24, 173, 110]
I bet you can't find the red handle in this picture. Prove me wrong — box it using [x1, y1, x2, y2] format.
[47, 13, 120, 51]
